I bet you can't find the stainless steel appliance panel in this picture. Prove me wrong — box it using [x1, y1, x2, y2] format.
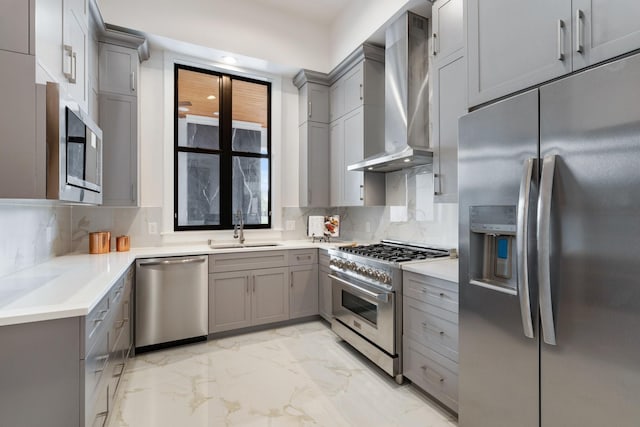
[136, 256, 208, 348]
[458, 89, 540, 427]
[539, 53, 640, 426]
[331, 272, 396, 355]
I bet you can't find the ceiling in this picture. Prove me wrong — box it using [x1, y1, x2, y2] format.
[252, 0, 357, 26]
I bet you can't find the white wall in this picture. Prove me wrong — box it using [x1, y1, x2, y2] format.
[97, 0, 332, 72]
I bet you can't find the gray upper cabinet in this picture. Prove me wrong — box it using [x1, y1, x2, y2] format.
[298, 121, 329, 207]
[468, 0, 640, 107]
[430, 0, 466, 203]
[0, 0, 32, 54]
[467, 0, 571, 107]
[99, 93, 138, 206]
[99, 43, 138, 96]
[62, 0, 88, 109]
[298, 82, 329, 125]
[432, 0, 464, 60]
[98, 43, 140, 207]
[572, 0, 640, 71]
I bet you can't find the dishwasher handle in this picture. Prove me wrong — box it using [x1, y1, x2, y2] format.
[138, 257, 206, 267]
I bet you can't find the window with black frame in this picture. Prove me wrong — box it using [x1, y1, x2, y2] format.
[174, 64, 271, 230]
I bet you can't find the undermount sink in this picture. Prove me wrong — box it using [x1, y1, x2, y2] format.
[208, 241, 281, 249]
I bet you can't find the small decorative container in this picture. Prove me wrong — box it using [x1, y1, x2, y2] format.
[116, 235, 130, 252]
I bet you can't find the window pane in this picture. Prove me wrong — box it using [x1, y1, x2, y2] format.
[177, 152, 220, 226]
[177, 69, 220, 150]
[232, 156, 269, 225]
[232, 79, 268, 154]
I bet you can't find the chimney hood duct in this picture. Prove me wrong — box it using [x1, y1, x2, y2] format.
[348, 12, 431, 173]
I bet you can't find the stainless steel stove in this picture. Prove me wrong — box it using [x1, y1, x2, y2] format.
[327, 240, 452, 383]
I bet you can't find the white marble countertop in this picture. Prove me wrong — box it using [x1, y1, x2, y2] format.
[0, 240, 351, 327]
[402, 258, 459, 283]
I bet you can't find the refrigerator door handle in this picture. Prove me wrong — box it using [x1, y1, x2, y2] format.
[517, 157, 536, 339]
[537, 154, 557, 345]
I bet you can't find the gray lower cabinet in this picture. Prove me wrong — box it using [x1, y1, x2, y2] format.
[208, 252, 290, 333]
[403, 271, 459, 413]
[318, 250, 332, 322]
[0, 265, 133, 427]
[289, 264, 319, 319]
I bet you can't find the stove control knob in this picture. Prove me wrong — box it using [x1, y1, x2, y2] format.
[348, 262, 357, 270]
[329, 259, 337, 267]
[358, 266, 367, 274]
[381, 274, 392, 284]
[336, 260, 345, 269]
[374, 271, 383, 281]
[366, 268, 375, 277]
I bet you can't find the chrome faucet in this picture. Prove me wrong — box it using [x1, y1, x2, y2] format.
[233, 210, 245, 244]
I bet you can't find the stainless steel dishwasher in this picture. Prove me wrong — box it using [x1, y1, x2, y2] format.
[135, 255, 208, 352]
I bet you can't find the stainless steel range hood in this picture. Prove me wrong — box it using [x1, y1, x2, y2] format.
[348, 12, 431, 173]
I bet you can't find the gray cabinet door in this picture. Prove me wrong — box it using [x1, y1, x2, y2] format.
[342, 108, 364, 206]
[62, 2, 87, 108]
[298, 122, 329, 207]
[209, 271, 252, 333]
[99, 93, 138, 206]
[0, 0, 32, 54]
[298, 82, 329, 125]
[329, 120, 343, 206]
[252, 267, 289, 326]
[572, 0, 640, 70]
[343, 63, 363, 114]
[329, 78, 344, 122]
[432, 52, 466, 203]
[318, 265, 332, 322]
[0, 317, 80, 427]
[99, 43, 137, 96]
[432, 0, 464, 60]
[467, 0, 571, 107]
[0, 51, 43, 199]
[289, 264, 319, 318]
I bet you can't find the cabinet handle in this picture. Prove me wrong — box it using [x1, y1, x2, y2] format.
[308, 101, 312, 118]
[253, 275, 256, 293]
[557, 19, 565, 60]
[432, 33, 438, 56]
[70, 51, 77, 84]
[359, 83, 363, 101]
[95, 411, 108, 427]
[359, 184, 364, 201]
[113, 362, 125, 378]
[94, 354, 109, 374]
[420, 365, 445, 383]
[434, 173, 442, 196]
[290, 271, 294, 288]
[93, 310, 108, 325]
[63, 45, 74, 80]
[421, 321, 445, 336]
[576, 9, 584, 53]
[131, 71, 136, 92]
[297, 255, 311, 261]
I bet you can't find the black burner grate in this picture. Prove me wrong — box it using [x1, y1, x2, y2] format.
[339, 243, 449, 262]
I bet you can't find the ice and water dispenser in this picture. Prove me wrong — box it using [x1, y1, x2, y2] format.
[468, 206, 518, 294]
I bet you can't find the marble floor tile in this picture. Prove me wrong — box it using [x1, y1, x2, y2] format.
[108, 321, 457, 427]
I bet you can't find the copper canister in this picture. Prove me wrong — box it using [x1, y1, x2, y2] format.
[89, 232, 110, 254]
[116, 235, 130, 252]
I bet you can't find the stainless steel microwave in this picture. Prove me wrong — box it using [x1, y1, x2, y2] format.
[46, 82, 103, 204]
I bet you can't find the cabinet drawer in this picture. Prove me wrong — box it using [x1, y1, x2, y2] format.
[85, 328, 110, 400]
[403, 296, 458, 362]
[85, 377, 109, 427]
[403, 338, 458, 413]
[84, 294, 110, 357]
[289, 249, 318, 266]
[319, 250, 330, 268]
[404, 271, 458, 313]
[210, 250, 289, 272]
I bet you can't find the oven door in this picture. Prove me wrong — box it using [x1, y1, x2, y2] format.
[330, 272, 396, 355]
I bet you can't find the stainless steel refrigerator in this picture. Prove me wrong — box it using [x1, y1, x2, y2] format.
[458, 52, 640, 427]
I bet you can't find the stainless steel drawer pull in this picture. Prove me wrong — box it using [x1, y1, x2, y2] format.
[93, 310, 108, 324]
[557, 19, 565, 60]
[113, 363, 125, 378]
[576, 9, 584, 53]
[94, 355, 109, 374]
[420, 365, 445, 383]
[422, 322, 446, 336]
[297, 255, 311, 260]
[439, 292, 445, 297]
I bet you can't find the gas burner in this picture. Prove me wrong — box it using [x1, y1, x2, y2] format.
[338, 241, 451, 263]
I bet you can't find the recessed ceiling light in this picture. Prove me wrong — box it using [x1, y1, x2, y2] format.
[368, 167, 374, 170]
[207, 95, 216, 100]
[404, 158, 411, 163]
[178, 106, 190, 112]
[222, 56, 237, 65]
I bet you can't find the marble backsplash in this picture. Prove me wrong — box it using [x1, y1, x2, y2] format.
[70, 206, 163, 252]
[0, 201, 71, 277]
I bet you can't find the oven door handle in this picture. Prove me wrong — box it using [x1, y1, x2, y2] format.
[329, 274, 390, 303]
